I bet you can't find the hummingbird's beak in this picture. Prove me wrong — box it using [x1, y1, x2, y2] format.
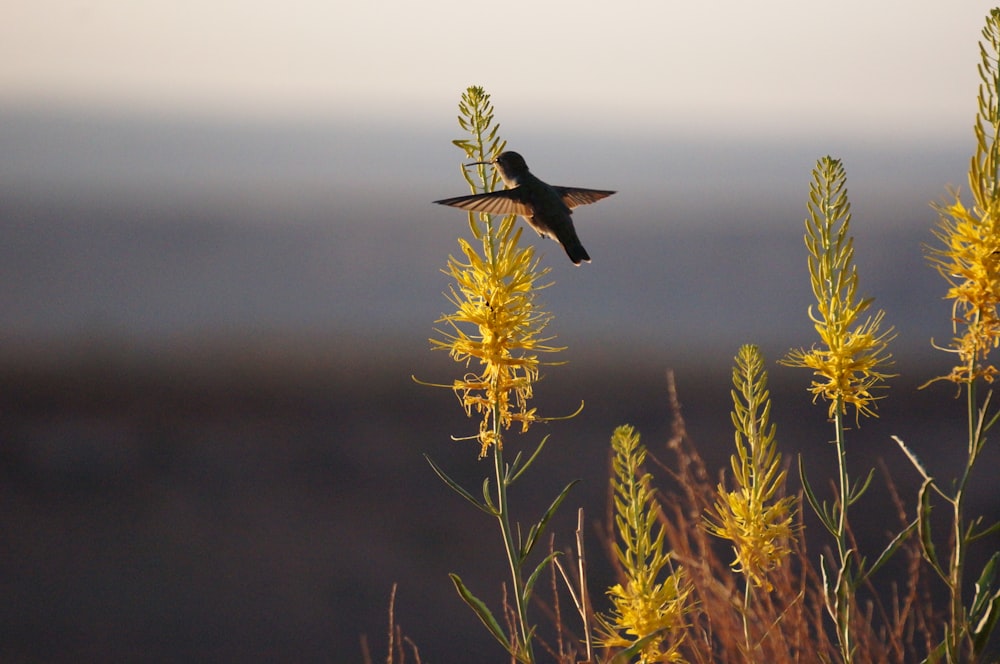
[464, 160, 493, 167]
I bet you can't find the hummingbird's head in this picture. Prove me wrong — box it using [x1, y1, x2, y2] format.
[467, 151, 530, 187]
[491, 152, 529, 185]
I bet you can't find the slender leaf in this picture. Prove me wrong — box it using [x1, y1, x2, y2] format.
[892, 435, 933, 482]
[923, 635, 947, 664]
[971, 552, 1000, 655]
[607, 631, 670, 664]
[917, 477, 946, 581]
[425, 454, 493, 515]
[970, 519, 1000, 543]
[523, 551, 561, 606]
[820, 554, 834, 606]
[449, 573, 514, 656]
[800, 455, 837, 534]
[521, 479, 580, 560]
[481, 477, 497, 514]
[979, 389, 1000, 435]
[508, 435, 551, 485]
[840, 548, 857, 592]
[848, 466, 875, 505]
[507, 450, 524, 480]
[868, 517, 917, 577]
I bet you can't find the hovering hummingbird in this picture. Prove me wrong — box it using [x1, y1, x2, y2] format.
[433, 151, 615, 265]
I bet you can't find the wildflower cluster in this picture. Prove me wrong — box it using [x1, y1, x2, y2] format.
[927, 10, 1000, 384]
[432, 217, 560, 456]
[430, 86, 562, 457]
[782, 156, 896, 664]
[782, 156, 895, 419]
[599, 425, 691, 663]
[929, 197, 1000, 383]
[706, 345, 795, 592]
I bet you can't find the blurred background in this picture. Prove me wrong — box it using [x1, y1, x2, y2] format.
[2, 1, 999, 661]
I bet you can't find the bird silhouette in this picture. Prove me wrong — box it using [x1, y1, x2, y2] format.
[434, 151, 615, 265]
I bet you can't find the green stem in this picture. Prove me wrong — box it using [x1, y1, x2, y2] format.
[475, 124, 523, 657]
[832, 402, 853, 664]
[492, 411, 534, 663]
[742, 583, 753, 659]
[945, 370, 976, 659]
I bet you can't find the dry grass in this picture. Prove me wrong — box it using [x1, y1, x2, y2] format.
[595, 371, 941, 664]
[372, 373, 958, 663]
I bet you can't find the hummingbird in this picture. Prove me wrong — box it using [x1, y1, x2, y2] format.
[433, 151, 615, 265]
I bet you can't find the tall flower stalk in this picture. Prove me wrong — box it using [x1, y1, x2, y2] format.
[420, 86, 579, 664]
[598, 425, 692, 664]
[707, 345, 795, 655]
[907, 10, 1000, 661]
[781, 156, 895, 664]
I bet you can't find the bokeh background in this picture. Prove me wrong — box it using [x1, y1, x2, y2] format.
[2, 1, 999, 661]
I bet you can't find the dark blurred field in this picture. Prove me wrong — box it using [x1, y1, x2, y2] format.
[0, 338, 996, 662]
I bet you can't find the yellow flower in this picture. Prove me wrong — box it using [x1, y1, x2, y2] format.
[707, 345, 795, 591]
[598, 425, 692, 663]
[432, 217, 561, 456]
[926, 193, 1000, 385]
[428, 86, 563, 457]
[782, 157, 895, 419]
[925, 10, 1000, 384]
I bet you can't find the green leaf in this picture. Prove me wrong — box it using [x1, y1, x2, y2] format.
[449, 573, 515, 656]
[969, 519, 1000, 543]
[425, 454, 494, 515]
[867, 517, 917, 577]
[840, 548, 858, 592]
[820, 553, 834, 603]
[481, 477, 497, 514]
[799, 455, 837, 535]
[606, 631, 668, 664]
[848, 466, 875, 506]
[978, 389, 1000, 436]
[523, 551, 561, 606]
[507, 450, 524, 479]
[917, 477, 946, 581]
[922, 636, 947, 664]
[521, 479, 580, 560]
[891, 435, 933, 482]
[970, 552, 1000, 655]
[508, 435, 550, 485]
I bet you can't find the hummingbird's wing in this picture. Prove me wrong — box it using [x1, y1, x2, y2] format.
[433, 189, 533, 216]
[553, 187, 616, 209]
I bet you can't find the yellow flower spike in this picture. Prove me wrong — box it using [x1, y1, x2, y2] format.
[928, 191, 1000, 384]
[781, 156, 895, 420]
[924, 12, 1000, 385]
[599, 425, 692, 663]
[429, 92, 563, 458]
[782, 157, 896, 664]
[707, 345, 796, 592]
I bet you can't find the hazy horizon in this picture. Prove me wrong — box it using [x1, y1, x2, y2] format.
[0, 99, 974, 364]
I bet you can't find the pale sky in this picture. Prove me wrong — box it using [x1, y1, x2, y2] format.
[2, 1, 995, 138]
[0, 0, 995, 350]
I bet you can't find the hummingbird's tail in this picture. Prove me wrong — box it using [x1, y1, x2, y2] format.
[557, 227, 591, 265]
[565, 241, 590, 265]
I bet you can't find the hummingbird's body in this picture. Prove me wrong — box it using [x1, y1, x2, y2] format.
[433, 151, 615, 265]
